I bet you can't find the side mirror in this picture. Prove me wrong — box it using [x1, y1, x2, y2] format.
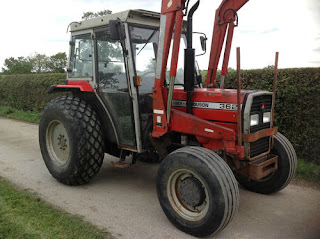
[109, 19, 125, 41]
[200, 35, 207, 52]
[193, 32, 207, 56]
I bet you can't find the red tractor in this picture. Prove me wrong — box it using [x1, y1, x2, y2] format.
[39, 0, 297, 236]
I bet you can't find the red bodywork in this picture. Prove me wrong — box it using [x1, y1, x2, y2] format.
[152, 0, 250, 158]
[55, 80, 94, 92]
[172, 86, 248, 124]
[170, 86, 250, 157]
[56, 0, 277, 159]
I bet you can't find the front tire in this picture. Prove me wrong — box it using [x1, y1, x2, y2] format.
[39, 96, 104, 185]
[156, 147, 239, 237]
[236, 132, 297, 194]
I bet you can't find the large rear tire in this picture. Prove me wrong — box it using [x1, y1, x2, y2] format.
[236, 132, 297, 194]
[39, 96, 104, 185]
[156, 146, 239, 237]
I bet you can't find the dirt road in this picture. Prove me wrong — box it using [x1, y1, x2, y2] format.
[0, 117, 319, 239]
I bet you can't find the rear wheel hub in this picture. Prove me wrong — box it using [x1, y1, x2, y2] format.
[46, 120, 70, 166]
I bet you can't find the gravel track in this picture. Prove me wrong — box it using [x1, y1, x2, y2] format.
[0, 117, 319, 239]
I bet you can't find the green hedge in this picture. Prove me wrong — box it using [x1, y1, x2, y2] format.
[0, 73, 66, 112]
[203, 68, 320, 165]
[0, 69, 319, 164]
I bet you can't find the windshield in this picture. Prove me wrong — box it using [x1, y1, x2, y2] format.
[129, 25, 186, 93]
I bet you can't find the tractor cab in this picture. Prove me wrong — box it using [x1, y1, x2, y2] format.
[67, 10, 188, 152]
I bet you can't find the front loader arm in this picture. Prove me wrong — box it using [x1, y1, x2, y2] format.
[152, 0, 247, 158]
[152, 0, 249, 138]
[170, 109, 244, 157]
[152, 0, 185, 137]
[205, 0, 248, 87]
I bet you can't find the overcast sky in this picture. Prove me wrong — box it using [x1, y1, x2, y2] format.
[0, 0, 319, 70]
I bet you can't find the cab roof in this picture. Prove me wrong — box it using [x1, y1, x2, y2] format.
[70, 9, 161, 32]
[69, 9, 187, 32]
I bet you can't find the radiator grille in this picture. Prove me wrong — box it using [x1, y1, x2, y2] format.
[250, 137, 270, 158]
[249, 94, 272, 158]
[251, 95, 272, 112]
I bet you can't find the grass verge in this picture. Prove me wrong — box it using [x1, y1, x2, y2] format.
[0, 106, 41, 123]
[0, 177, 109, 239]
[295, 159, 320, 183]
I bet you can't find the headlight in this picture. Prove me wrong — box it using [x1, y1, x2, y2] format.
[263, 112, 271, 123]
[250, 114, 259, 126]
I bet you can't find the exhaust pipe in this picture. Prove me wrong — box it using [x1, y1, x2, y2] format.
[184, 0, 200, 114]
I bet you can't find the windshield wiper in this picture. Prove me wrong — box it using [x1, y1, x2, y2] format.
[137, 29, 157, 55]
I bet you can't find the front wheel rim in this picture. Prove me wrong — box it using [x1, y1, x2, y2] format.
[46, 120, 70, 166]
[167, 169, 210, 221]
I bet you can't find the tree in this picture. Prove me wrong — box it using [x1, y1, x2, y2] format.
[1, 57, 33, 74]
[30, 53, 49, 73]
[47, 52, 67, 73]
[264, 65, 275, 69]
[82, 10, 112, 20]
[1, 52, 68, 75]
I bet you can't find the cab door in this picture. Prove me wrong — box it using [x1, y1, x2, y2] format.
[94, 28, 138, 149]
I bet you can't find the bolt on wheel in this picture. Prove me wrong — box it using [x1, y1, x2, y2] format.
[167, 169, 209, 221]
[46, 120, 70, 166]
[39, 96, 104, 185]
[157, 146, 239, 237]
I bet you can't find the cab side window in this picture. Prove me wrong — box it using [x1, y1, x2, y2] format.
[69, 34, 93, 77]
[96, 30, 127, 91]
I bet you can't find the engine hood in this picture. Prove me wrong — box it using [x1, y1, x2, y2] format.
[172, 86, 254, 123]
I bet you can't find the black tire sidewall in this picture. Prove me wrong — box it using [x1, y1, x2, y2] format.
[39, 96, 104, 185]
[39, 100, 80, 180]
[237, 133, 295, 194]
[157, 150, 226, 236]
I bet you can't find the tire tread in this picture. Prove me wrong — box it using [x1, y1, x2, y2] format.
[40, 96, 104, 185]
[157, 146, 239, 237]
[236, 132, 297, 194]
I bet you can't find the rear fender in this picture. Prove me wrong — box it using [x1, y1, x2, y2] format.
[48, 81, 94, 94]
[47, 83, 120, 156]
